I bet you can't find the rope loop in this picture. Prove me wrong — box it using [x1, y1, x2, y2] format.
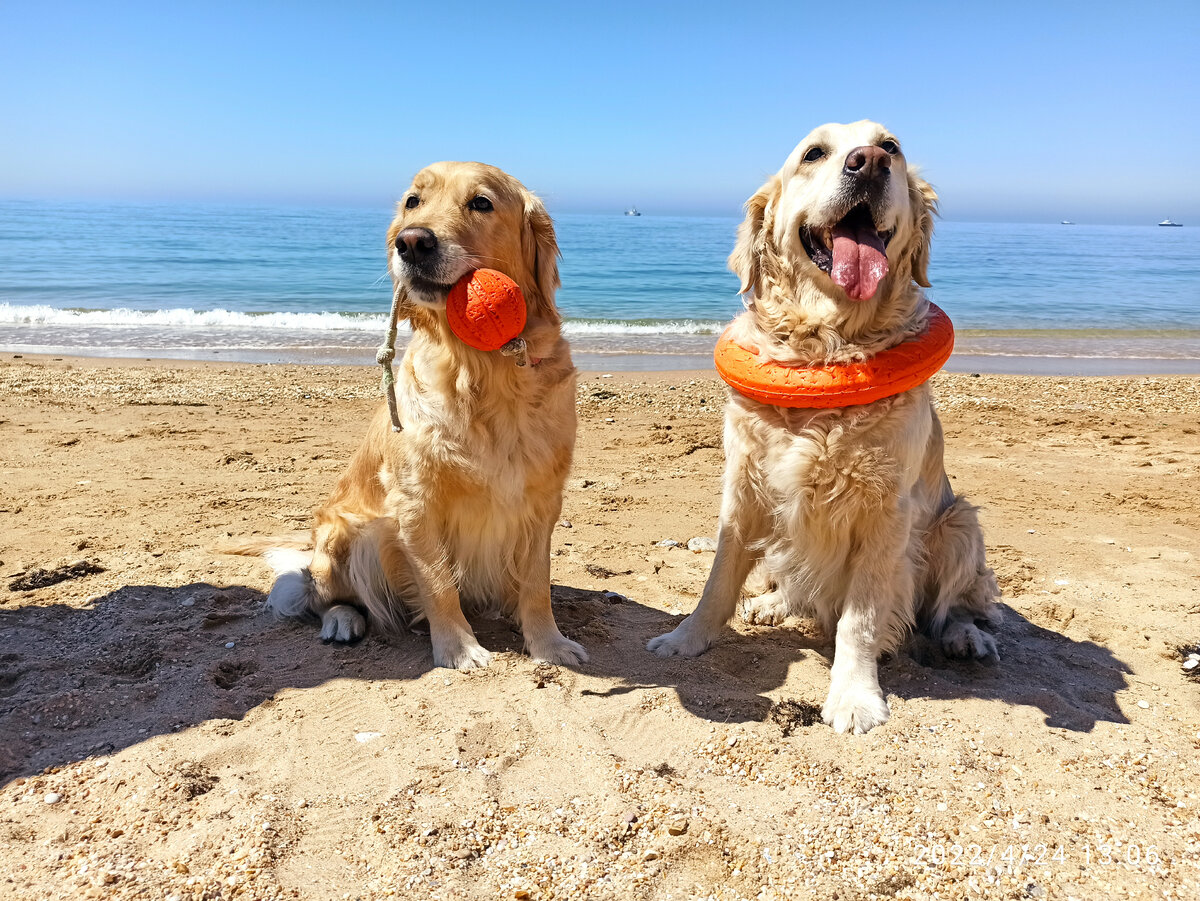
[379, 285, 404, 432]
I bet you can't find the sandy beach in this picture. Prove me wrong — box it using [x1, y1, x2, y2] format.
[1, 353, 1198, 900]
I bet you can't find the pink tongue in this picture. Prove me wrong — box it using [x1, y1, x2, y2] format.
[831, 222, 888, 301]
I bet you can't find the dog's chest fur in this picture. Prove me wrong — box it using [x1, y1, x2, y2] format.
[386, 348, 576, 606]
[727, 387, 933, 589]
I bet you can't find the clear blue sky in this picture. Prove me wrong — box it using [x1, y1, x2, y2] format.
[2, 1, 1198, 222]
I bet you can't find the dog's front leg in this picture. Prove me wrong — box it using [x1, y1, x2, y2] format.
[648, 419, 765, 657]
[822, 509, 914, 734]
[402, 525, 491, 670]
[647, 512, 759, 658]
[822, 600, 893, 734]
[514, 524, 588, 666]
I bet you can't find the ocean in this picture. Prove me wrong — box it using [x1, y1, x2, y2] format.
[1, 200, 1198, 374]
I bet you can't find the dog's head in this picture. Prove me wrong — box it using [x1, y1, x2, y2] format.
[387, 162, 561, 324]
[731, 121, 937, 312]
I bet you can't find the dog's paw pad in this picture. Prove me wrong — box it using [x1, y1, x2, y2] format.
[319, 605, 366, 643]
[942, 620, 999, 663]
[822, 686, 890, 734]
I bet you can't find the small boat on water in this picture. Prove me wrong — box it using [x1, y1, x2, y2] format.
[625, 206, 641, 217]
[1060, 220, 1074, 225]
[1159, 218, 1183, 227]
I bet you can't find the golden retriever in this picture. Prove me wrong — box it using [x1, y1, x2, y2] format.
[253, 162, 585, 669]
[648, 121, 999, 733]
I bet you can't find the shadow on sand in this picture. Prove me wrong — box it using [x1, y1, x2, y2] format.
[0, 581, 1129, 783]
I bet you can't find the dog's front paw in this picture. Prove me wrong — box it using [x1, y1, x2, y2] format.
[319, 605, 366, 643]
[647, 620, 715, 658]
[741, 590, 790, 626]
[431, 630, 493, 670]
[942, 619, 999, 663]
[528, 633, 589, 666]
[822, 683, 890, 734]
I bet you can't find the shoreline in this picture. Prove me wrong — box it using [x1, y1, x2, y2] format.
[5, 348, 1200, 377]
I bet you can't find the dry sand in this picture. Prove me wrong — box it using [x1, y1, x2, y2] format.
[0, 353, 1198, 900]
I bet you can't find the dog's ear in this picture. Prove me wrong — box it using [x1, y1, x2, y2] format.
[522, 192, 561, 320]
[907, 170, 938, 289]
[728, 175, 781, 297]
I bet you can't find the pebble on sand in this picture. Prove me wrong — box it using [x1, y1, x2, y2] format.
[686, 537, 718, 553]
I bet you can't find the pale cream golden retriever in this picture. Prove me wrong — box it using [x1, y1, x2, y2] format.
[648, 121, 999, 733]
[250, 162, 585, 669]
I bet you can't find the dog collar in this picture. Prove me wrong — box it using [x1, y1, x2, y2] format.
[713, 303, 954, 409]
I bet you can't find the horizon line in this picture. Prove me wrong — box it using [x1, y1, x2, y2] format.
[0, 195, 1186, 228]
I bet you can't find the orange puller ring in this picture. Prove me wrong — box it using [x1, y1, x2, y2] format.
[714, 303, 955, 409]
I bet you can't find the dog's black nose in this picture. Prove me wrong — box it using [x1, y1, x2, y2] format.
[843, 146, 891, 180]
[395, 227, 438, 264]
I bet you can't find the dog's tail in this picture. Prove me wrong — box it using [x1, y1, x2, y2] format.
[262, 548, 316, 619]
[220, 532, 312, 557]
[220, 534, 316, 619]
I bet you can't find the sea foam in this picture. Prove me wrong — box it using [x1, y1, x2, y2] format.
[0, 303, 388, 331]
[0, 303, 723, 337]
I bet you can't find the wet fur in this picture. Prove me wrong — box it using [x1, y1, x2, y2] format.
[242, 162, 584, 669]
[648, 122, 999, 732]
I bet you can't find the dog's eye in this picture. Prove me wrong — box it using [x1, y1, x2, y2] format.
[880, 140, 900, 155]
[802, 147, 826, 163]
[468, 196, 494, 212]
[404, 195, 420, 210]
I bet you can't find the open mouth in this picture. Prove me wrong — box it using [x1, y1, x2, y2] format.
[799, 204, 894, 302]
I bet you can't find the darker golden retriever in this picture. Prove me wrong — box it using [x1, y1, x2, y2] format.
[243, 162, 585, 669]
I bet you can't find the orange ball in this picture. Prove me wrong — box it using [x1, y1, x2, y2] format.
[446, 269, 527, 351]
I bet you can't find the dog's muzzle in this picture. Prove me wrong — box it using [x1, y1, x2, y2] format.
[393, 228, 456, 297]
[797, 143, 899, 302]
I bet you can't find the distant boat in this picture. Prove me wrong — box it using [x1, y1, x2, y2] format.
[1159, 218, 1183, 227]
[1060, 220, 1074, 225]
[624, 206, 641, 217]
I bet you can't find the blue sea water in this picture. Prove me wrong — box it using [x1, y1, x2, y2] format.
[0, 200, 1198, 372]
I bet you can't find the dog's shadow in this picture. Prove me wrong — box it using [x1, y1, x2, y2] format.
[882, 605, 1132, 732]
[551, 589, 1131, 735]
[0, 582, 1129, 784]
